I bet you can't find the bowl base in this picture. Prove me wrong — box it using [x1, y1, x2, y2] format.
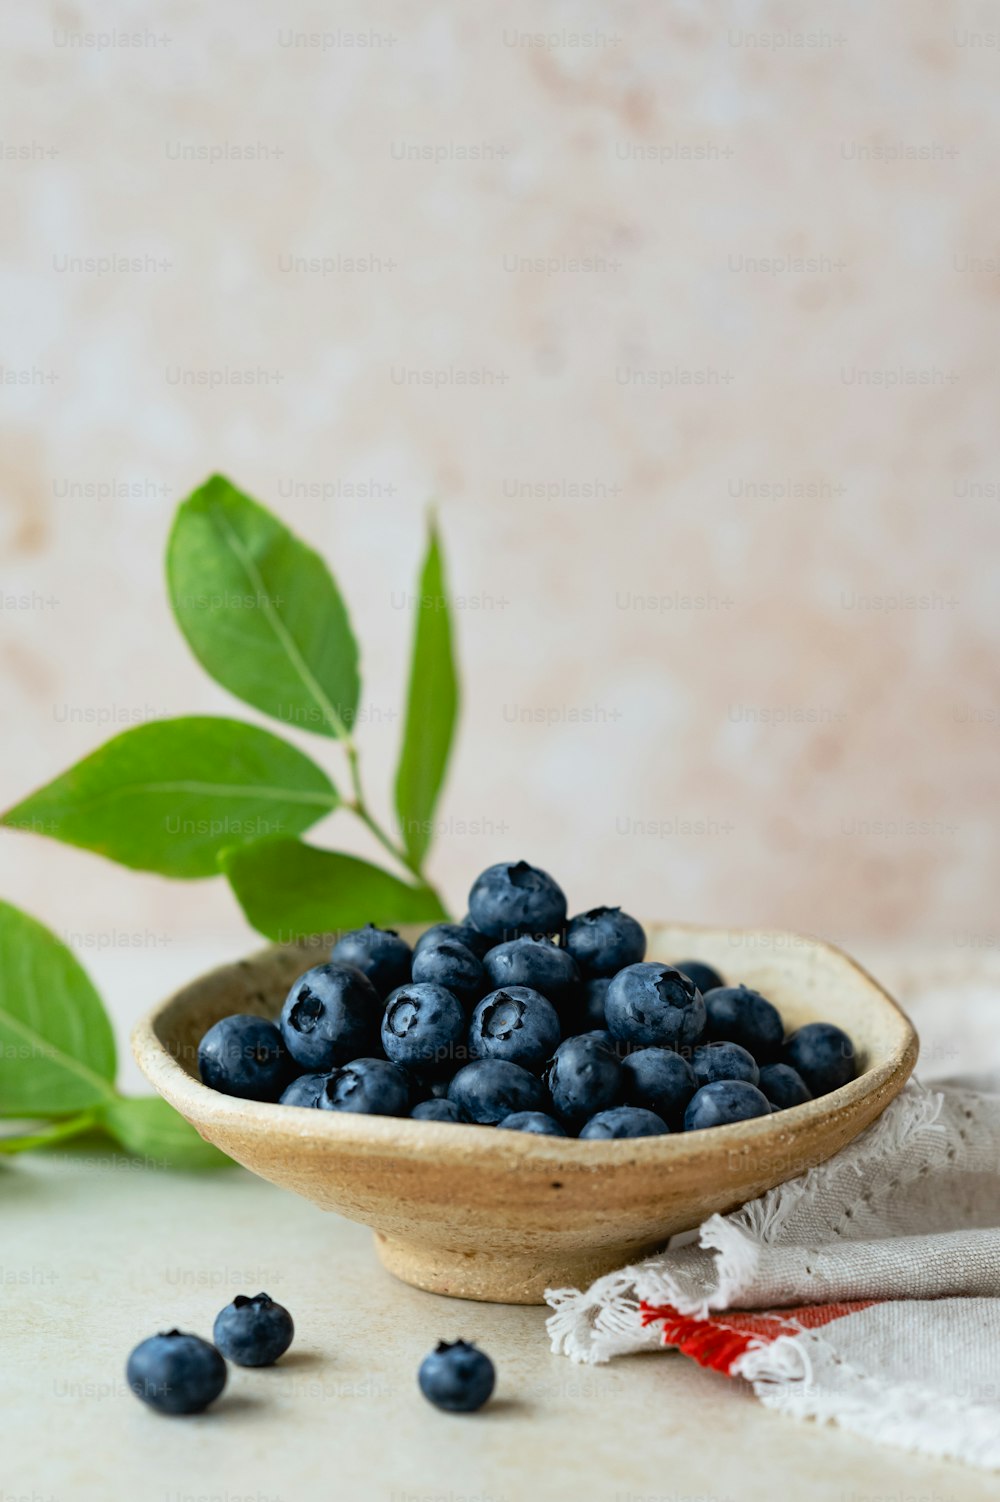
[373, 1230, 661, 1305]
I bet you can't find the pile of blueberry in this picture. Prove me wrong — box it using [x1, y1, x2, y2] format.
[198, 860, 857, 1139]
[128, 1296, 494, 1416]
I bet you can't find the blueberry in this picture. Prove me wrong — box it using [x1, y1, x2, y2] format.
[564, 906, 646, 977]
[329, 924, 412, 997]
[459, 914, 493, 949]
[318, 1058, 411, 1117]
[621, 1047, 695, 1127]
[691, 1040, 760, 1089]
[467, 860, 567, 940]
[783, 1022, 856, 1096]
[604, 964, 706, 1050]
[684, 1080, 771, 1131]
[545, 1034, 623, 1129]
[577, 1027, 624, 1053]
[482, 937, 580, 1008]
[675, 959, 725, 994]
[579, 1106, 669, 1139]
[411, 941, 486, 1008]
[448, 1060, 548, 1125]
[381, 983, 467, 1076]
[758, 1062, 813, 1110]
[497, 1111, 567, 1136]
[126, 1330, 226, 1416]
[198, 1014, 293, 1102]
[412, 1097, 469, 1123]
[418, 1339, 495, 1413]
[467, 986, 561, 1072]
[413, 921, 493, 963]
[278, 1072, 328, 1108]
[703, 985, 784, 1060]
[279, 963, 380, 1072]
[213, 1292, 294, 1368]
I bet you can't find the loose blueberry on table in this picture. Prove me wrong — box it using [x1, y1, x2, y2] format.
[213, 1292, 295, 1368]
[126, 1329, 227, 1415]
[418, 1339, 496, 1413]
[196, 857, 859, 1138]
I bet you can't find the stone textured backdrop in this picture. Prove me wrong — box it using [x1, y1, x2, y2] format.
[2, 1, 999, 1011]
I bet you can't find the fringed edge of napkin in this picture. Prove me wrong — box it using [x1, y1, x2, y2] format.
[545, 1081, 944, 1365]
[735, 1324, 1000, 1470]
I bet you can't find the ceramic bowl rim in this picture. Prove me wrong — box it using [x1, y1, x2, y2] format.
[132, 922, 919, 1169]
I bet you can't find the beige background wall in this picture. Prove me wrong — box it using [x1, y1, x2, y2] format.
[2, 1, 1000, 1021]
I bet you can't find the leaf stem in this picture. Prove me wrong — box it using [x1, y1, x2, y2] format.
[0, 1108, 101, 1155]
[341, 742, 451, 919]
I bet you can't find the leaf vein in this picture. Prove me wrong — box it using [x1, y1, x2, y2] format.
[207, 503, 351, 739]
[0, 1005, 115, 1100]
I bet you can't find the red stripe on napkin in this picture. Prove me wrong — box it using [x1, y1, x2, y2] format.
[639, 1300, 877, 1374]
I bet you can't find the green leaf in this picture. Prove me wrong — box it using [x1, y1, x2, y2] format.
[0, 900, 116, 1117]
[99, 1096, 232, 1169]
[168, 474, 360, 738]
[394, 517, 460, 866]
[1, 716, 338, 878]
[222, 837, 447, 942]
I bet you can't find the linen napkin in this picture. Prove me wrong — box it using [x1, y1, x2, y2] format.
[546, 1078, 1000, 1470]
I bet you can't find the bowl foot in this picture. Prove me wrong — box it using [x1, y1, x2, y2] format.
[373, 1231, 652, 1305]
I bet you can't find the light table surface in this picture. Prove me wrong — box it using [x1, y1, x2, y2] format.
[4, 942, 997, 1502]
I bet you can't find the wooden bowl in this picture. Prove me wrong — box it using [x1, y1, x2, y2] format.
[132, 924, 918, 1305]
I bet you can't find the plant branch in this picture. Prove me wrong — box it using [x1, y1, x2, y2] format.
[341, 742, 451, 918]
